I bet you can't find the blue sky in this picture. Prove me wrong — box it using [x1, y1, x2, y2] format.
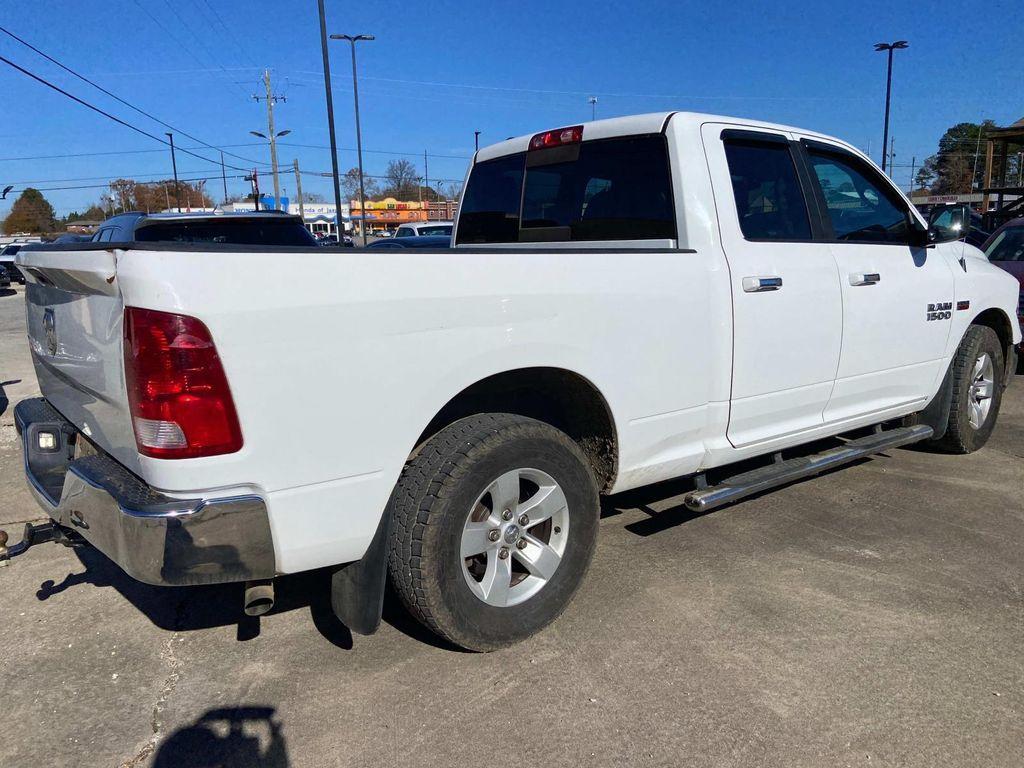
[1, 0, 1020, 218]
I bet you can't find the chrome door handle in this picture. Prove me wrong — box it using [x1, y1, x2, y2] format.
[849, 272, 881, 286]
[742, 276, 783, 293]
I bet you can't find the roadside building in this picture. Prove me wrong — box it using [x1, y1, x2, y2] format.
[349, 198, 427, 236]
[427, 199, 459, 221]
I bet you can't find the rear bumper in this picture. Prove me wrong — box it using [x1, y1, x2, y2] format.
[15, 397, 276, 586]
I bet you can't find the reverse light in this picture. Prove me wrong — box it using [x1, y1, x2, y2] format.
[123, 307, 242, 459]
[529, 125, 583, 151]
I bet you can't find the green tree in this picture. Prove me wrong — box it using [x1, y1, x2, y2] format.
[920, 121, 996, 194]
[2, 188, 56, 234]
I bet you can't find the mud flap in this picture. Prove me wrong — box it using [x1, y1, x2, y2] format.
[909, 361, 955, 440]
[330, 512, 390, 635]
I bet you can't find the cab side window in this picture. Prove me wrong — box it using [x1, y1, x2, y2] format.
[723, 138, 812, 241]
[806, 148, 911, 244]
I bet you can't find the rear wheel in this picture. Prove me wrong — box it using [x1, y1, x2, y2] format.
[935, 325, 1005, 453]
[387, 413, 600, 651]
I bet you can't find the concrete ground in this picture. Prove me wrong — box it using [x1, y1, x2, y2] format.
[1, 283, 1022, 768]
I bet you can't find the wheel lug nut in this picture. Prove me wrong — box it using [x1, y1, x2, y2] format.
[518, 514, 529, 526]
[501, 509, 513, 521]
[498, 547, 510, 559]
[488, 529, 500, 542]
[516, 538, 528, 550]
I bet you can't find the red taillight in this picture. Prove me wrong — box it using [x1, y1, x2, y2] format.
[528, 125, 583, 151]
[123, 307, 242, 459]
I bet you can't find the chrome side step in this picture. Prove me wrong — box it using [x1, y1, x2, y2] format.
[684, 424, 934, 512]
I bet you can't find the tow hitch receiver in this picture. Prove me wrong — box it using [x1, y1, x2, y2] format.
[0, 521, 82, 566]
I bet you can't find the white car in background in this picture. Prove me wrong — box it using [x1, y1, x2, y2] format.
[394, 221, 453, 238]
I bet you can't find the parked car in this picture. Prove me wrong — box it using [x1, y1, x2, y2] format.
[394, 222, 454, 238]
[982, 216, 1024, 358]
[364, 235, 452, 249]
[88, 210, 317, 246]
[317, 233, 354, 248]
[0, 263, 10, 288]
[9, 112, 1021, 652]
[0, 244, 26, 284]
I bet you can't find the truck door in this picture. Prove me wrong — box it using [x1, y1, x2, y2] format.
[796, 139, 955, 422]
[701, 124, 843, 448]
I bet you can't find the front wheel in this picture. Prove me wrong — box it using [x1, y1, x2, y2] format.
[387, 413, 600, 651]
[935, 325, 1005, 453]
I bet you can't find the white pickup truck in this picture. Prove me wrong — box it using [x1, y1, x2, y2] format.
[9, 112, 1021, 651]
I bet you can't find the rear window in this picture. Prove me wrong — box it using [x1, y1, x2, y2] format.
[134, 218, 317, 246]
[418, 225, 452, 236]
[456, 153, 525, 244]
[456, 135, 675, 244]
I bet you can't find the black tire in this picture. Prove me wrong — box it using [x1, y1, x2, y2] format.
[934, 325, 1005, 453]
[387, 413, 600, 651]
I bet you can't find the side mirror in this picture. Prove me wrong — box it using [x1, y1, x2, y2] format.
[927, 203, 972, 244]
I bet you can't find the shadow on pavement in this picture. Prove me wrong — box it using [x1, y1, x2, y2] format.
[0, 378, 20, 417]
[0, 288, 16, 298]
[35, 543, 460, 651]
[151, 706, 289, 768]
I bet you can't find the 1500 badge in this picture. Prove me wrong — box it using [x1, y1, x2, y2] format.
[926, 302, 952, 321]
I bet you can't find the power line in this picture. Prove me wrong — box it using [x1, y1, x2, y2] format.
[0, 143, 265, 163]
[0, 53, 252, 172]
[128, 0, 250, 98]
[0, 24, 265, 167]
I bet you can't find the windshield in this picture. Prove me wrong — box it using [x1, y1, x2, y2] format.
[134, 218, 317, 246]
[985, 227, 1024, 262]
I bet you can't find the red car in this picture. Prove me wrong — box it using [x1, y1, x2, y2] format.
[982, 216, 1024, 360]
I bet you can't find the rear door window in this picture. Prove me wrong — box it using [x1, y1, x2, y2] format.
[723, 139, 812, 241]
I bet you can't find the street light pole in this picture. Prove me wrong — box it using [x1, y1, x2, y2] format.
[331, 33, 374, 247]
[588, 96, 598, 121]
[874, 40, 908, 174]
[474, 131, 480, 152]
[165, 131, 180, 213]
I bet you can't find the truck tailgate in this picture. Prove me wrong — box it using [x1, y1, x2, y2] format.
[19, 248, 141, 474]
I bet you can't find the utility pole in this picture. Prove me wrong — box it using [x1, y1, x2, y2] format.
[220, 151, 228, 204]
[888, 137, 895, 179]
[474, 131, 480, 152]
[293, 159, 305, 223]
[165, 131, 180, 213]
[253, 69, 286, 209]
[909, 155, 916, 194]
[588, 96, 598, 121]
[424, 150, 429, 201]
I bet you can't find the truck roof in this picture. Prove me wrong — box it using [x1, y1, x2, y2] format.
[474, 111, 848, 162]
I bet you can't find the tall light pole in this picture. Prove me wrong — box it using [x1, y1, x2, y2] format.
[588, 96, 598, 121]
[330, 33, 374, 247]
[874, 40, 908, 174]
[474, 130, 480, 152]
[250, 128, 291, 208]
[165, 131, 180, 213]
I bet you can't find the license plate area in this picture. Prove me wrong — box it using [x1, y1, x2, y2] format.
[24, 421, 76, 506]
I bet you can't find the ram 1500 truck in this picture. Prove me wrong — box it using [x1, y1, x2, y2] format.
[9, 112, 1021, 651]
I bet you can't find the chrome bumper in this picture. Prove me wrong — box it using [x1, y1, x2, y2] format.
[15, 398, 275, 586]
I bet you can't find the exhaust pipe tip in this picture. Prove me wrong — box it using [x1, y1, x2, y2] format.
[243, 579, 275, 616]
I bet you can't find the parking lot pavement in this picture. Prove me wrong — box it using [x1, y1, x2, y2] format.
[1, 285, 1022, 768]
